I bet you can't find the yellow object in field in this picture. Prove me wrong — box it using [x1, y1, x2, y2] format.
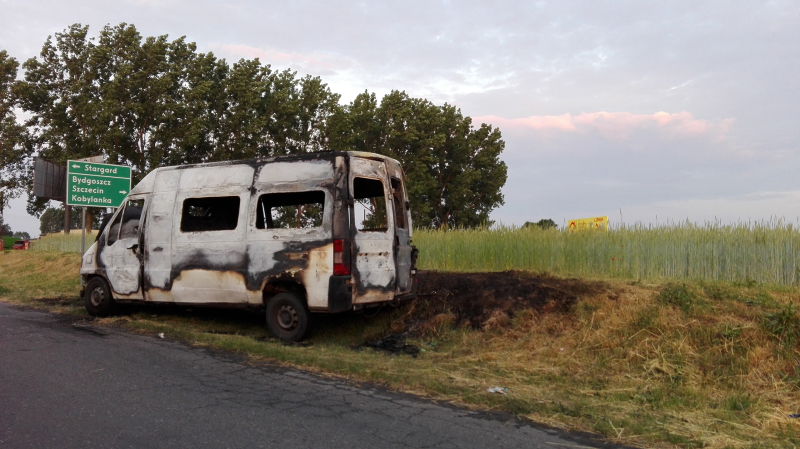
[567, 216, 609, 232]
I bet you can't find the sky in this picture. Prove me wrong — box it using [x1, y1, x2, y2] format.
[1, 0, 798, 235]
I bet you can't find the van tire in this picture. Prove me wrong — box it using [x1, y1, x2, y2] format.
[266, 292, 311, 342]
[84, 277, 116, 317]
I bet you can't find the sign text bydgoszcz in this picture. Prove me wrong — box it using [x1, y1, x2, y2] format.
[67, 160, 131, 207]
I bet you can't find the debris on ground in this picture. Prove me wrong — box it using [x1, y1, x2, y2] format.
[158, 333, 164, 339]
[487, 387, 508, 394]
[364, 333, 420, 357]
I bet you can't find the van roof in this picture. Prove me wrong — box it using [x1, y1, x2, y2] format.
[130, 151, 400, 195]
[167, 151, 396, 172]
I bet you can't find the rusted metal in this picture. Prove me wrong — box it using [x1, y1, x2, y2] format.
[80, 152, 417, 316]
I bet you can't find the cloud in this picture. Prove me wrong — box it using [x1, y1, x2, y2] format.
[215, 44, 335, 69]
[475, 111, 735, 141]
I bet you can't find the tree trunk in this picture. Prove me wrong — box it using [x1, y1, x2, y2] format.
[85, 208, 93, 234]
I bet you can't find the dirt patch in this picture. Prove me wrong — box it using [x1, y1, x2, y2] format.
[396, 271, 611, 334]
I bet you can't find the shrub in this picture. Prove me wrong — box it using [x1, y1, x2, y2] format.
[764, 302, 800, 348]
[657, 284, 697, 313]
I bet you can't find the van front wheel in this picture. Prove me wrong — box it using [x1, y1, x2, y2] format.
[84, 277, 116, 317]
[266, 293, 311, 342]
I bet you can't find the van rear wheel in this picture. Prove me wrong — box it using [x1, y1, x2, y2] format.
[266, 292, 311, 342]
[84, 277, 116, 317]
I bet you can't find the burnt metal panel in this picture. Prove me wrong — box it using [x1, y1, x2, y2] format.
[327, 276, 353, 313]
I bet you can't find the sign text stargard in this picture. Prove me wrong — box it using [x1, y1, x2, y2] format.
[66, 160, 132, 207]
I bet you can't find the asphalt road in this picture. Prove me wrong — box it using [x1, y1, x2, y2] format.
[0, 302, 625, 449]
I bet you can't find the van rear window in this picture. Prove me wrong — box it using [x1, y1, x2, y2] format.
[354, 177, 388, 232]
[256, 191, 325, 229]
[181, 196, 240, 232]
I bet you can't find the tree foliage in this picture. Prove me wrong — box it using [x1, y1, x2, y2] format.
[39, 205, 99, 234]
[0, 50, 29, 213]
[8, 23, 507, 229]
[524, 219, 558, 230]
[0, 217, 11, 236]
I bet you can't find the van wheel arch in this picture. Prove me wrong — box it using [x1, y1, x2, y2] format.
[262, 280, 307, 307]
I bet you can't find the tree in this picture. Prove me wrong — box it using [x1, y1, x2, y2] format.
[17, 24, 343, 183]
[14, 24, 507, 230]
[0, 50, 30, 218]
[523, 219, 558, 230]
[12, 231, 30, 239]
[0, 216, 11, 236]
[39, 207, 62, 234]
[329, 90, 507, 228]
[39, 205, 99, 234]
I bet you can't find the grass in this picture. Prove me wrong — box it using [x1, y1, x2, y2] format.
[30, 230, 98, 253]
[2, 250, 800, 448]
[413, 221, 800, 286]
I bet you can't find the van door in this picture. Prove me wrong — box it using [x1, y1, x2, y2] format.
[388, 171, 413, 295]
[350, 158, 396, 304]
[102, 196, 146, 299]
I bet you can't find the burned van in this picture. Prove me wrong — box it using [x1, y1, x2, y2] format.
[80, 151, 418, 341]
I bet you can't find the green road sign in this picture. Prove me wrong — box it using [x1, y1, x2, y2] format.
[67, 160, 132, 207]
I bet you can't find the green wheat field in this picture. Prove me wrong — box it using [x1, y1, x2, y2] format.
[26, 221, 800, 286]
[414, 220, 800, 286]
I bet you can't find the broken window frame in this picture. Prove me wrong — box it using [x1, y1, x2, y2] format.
[390, 177, 407, 230]
[255, 190, 327, 230]
[179, 196, 241, 233]
[106, 198, 144, 246]
[353, 176, 389, 233]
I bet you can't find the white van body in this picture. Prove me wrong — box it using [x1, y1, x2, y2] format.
[79, 151, 417, 339]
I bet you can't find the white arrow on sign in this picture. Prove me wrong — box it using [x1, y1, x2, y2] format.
[119, 190, 127, 194]
[72, 164, 80, 168]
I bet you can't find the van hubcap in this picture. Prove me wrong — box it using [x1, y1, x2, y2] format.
[277, 305, 299, 331]
[90, 287, 105, 307]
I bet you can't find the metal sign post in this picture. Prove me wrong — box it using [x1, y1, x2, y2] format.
[81, 207, 86, 255]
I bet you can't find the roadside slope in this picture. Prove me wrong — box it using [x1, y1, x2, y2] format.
[1, 251, 798, 448]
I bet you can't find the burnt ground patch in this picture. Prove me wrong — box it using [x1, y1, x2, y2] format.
[396, 271, 611, 333]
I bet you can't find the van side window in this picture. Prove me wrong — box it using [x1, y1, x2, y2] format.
[354, 177, 388, 232]
[107, 199, 144, 245]
[256, 191, 325, 229]
[390, 177, 406, 230]
[180, 196, 240, 232]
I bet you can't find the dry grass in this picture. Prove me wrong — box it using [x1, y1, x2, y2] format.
[1, 250, 799, 448]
